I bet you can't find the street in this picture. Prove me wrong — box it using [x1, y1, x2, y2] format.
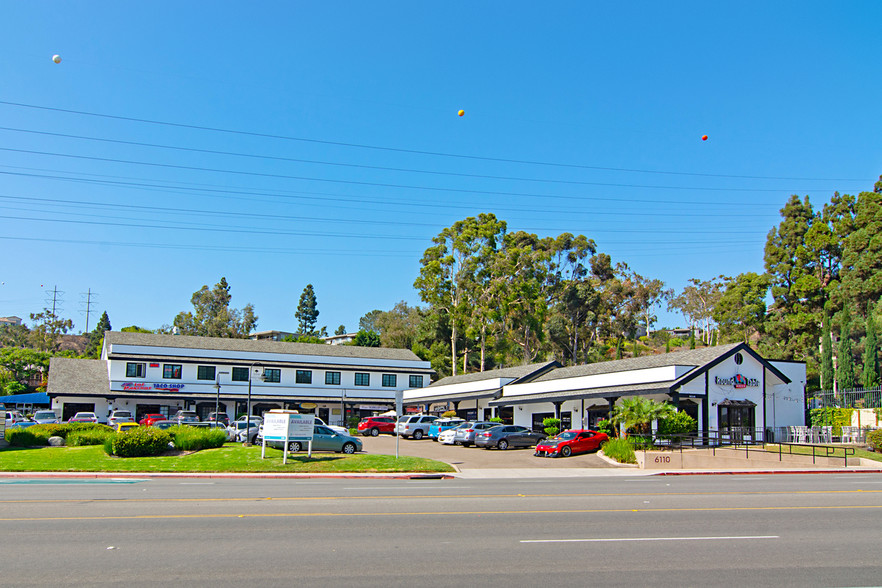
[1, 473, 881, 586]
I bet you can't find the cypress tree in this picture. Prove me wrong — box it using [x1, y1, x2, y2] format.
[836, 309, 855, 391]
[862, 312, 879, 388]
[821, 313, 834, 390]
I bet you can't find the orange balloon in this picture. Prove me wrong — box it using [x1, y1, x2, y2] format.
[701, 135, 708, 141]
[457, 110, 464, 117]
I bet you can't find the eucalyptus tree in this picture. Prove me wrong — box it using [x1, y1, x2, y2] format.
[668, 276, 726, 345]
[172, 277, 257, 338]
[414, 214, 506, 375]
[713, 272, 771, 344]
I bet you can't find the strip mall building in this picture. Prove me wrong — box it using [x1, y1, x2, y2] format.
[404, 343, 806, 440]
[47, 332, 434, 426]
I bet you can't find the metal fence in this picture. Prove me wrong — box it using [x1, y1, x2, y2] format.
[808, 387, 882, 410]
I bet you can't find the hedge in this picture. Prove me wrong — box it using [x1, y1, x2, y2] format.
[107, 427, 172, 457]
[867, 429, 882, 453]
[5, 423, 110, 446]
[167, 425, 226, 451]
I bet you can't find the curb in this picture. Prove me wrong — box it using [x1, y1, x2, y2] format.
[651, 469, 882, 476]
[0, 472, 456, 480]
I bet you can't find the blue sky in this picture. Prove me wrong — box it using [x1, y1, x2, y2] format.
[1, 2, 880, 335]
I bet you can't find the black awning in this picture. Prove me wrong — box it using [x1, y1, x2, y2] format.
[717, 398, 756, 407]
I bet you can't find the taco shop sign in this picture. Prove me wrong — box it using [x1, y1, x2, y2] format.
[715, 374, 760, 389]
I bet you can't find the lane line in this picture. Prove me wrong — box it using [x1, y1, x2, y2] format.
[521, 535, 780, 543]
[1, 504, 881, 522]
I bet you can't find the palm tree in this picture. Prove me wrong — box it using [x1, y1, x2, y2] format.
[610, 397, 676, 438]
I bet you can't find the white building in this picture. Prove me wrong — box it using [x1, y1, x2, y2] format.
[404, 343, 806, 441]
[47, 331, 433, 426]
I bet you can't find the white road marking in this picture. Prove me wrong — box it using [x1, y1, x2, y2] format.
[521, 535, 779, 544]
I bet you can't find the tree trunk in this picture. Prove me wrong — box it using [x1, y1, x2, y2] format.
[450, 322, 458, 376]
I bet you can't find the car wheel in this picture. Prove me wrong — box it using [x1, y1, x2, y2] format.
[413, 430, 424, 440]
[560, 445, 572, 457]
[342, 442, 357, 454]
[497, 439, 509, 450]
[370, 427, 380, 437]
[288, 441, 302, 452]
[251, 435, 259, 444]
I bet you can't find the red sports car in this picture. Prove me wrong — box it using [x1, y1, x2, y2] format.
[139, 413, 166, 426]
[534, 429, 608, 458]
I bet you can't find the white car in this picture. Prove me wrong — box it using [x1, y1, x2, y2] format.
[438, 428, 458, 445]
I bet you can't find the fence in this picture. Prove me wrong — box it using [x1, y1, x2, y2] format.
[809, 387, 882, 410]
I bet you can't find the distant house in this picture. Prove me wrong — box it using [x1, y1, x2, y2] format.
[323, 333, 357, 346]
[0, 316, 23, 327]
[665, 327, 703, 340]
[249, 330, 298, 342]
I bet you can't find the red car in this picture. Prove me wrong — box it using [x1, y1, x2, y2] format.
[139, 413, 166, 426]
[357, 416, 396, 437]
[534, 429, 609, 458]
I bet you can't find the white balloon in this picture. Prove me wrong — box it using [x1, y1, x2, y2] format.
[52, 54, 62, 64]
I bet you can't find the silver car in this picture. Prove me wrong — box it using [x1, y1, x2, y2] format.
[452, 421, 500, 446]
[32, 410, 61, 424]
[395, 415, 438, 440]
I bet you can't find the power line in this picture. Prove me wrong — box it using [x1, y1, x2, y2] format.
[0, 99, 866, 182]
[80, 288, 98, 333]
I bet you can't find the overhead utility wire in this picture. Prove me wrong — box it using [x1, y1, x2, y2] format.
[0, 126, 856, 193]
[0, 100, 865, 182]
[0, 148, 795, 206]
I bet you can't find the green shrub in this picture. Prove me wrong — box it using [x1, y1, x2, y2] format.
[668, 337, 684, 347]
[594, 419, 615, 436]
[167, 425, 226, 451]
[657, 411, 697, 443]
[67, 428, 115, 447]
[103, 434, 116, 455]
[111, 427, 172, 457]
[867, 429, 882, 453]
[489, 417, 503, 423]
[542, 417, 561, 437]
[601, 437, 636, 464]
[5, 427, 52, 447]
[349, 428, 359, 436]
[441, 410, 457, 418]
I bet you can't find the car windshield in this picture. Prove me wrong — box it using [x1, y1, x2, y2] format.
[114, 412, 133, 418]
[556, 431, 579, 440]
[35, 412, 56, 418]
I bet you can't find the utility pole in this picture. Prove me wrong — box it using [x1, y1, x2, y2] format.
[80, 288, 98, 333]
[45, 285, 64, 317]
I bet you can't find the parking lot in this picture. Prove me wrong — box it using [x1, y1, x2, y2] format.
[358, 434, 618, 470]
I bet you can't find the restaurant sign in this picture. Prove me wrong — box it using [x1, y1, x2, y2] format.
[122, 382, 186, 392]
[714, 374, 759, 389]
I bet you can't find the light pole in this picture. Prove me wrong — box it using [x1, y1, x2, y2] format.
[214, 370, 229, 425]
[244, 361, 262, 445]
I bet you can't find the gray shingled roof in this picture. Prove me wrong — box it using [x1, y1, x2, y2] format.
[489, 382, 675, 405]
[428, 361, 559, 388]
[104, 331, 428, 364]
[47, 357, 109, 396]
[532, 343, 744, 382]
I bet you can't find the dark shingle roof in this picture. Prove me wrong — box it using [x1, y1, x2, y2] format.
[104, 331, 428, 364]
[47, 357, 110, 396]
[428, 361, 559, 388]
[532, 344, 744, 382]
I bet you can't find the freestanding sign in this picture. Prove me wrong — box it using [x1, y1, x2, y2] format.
[261, 412, 315, 462]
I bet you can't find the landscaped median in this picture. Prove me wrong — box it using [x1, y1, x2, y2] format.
[0, 423, 454, 474]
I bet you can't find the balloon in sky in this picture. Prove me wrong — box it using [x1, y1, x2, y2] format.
[457, 109, 464, 117]
[701, 135, 708, 141]
[52, 54, 62, 64]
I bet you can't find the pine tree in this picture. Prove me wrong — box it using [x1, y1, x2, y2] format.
[86, 311, 112, 358]
[862, 311, 879, 388]
[295, 284, 320, 336]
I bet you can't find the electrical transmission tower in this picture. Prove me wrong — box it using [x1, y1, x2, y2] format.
[44, 285, 64, 317]
[80, 288, 99, 333]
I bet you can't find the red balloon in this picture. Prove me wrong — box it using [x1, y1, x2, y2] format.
[701, 135, 708, 141]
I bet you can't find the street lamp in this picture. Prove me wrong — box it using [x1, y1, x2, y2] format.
[214, 370, 229, 425]
[244, 361, 262, 445]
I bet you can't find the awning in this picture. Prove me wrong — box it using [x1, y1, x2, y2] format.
[0, 392, 50, 405]
[488, 382, 676, 406]
[717, 398, 757, 407]
[404, 389, 502, 405]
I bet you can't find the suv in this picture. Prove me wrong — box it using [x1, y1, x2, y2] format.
[108, 410, 135, 427]
[357, 416, 396, 437]
[172, 410, 200, 423]
[453, 421, 500, 446]
[395, 415, 438, 440]
[206, 412, 230, 426]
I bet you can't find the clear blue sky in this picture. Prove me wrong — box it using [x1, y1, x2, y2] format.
[1, 2, 880, 335]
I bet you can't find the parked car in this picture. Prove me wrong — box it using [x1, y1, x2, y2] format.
[205, 412, 230, 426]
[108, 410, 136, 428]
[437, 426, 462, 445]
[265, 424, 362, 454]
[534, 429, 609, 457]
[172, 410, 200, 423]
[32, 410, 61, 424]
[68, 412, 99, 423]
[452, 421, 500, 447]
[139, 413, 166, 426]
[428, 418, 465, 440]
[313, 417, 349, 436]
[475, 425, 546, 450]
[5, 410, 27, 424]
[151, 420, 176, 430]
[357, 416, 397, 437]
[226, 420, 261, 443]
[395, 415, 438, 440]
[115, 422, 140, 433]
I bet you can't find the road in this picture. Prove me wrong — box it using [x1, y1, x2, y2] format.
[1, 474, 881, 587]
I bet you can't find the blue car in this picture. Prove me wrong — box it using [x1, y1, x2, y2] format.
[428, 418, 466, 441]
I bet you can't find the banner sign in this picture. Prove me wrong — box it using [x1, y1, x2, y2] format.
[262, 413, 315, 442]
[121, 382, 186, 391]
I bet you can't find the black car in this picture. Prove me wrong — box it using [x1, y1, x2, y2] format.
[474, 425, 546, 450]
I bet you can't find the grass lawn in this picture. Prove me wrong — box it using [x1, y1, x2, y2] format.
[0, 443, 455, 473]
[763, 444, 882, 463]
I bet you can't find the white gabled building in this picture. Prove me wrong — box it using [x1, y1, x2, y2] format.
[47, 331, 433, 426]
[404, 343, 806, 441]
